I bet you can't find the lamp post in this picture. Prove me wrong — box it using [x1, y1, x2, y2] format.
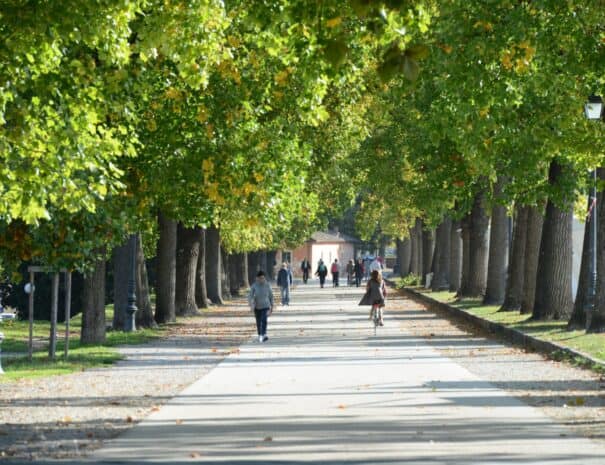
[124, 233, 138, 332]
[583, 95, 602, 326]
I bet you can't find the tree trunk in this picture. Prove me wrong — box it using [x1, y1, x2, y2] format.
[228, 252, 240, 296]
[533, 161, 573, 320]
[449, 220, 462, 292]
[267, 251, 277, 281]
[397, 237, 411, 277]
[195, 227, 209, 309]
[205, 225, 224, 304]
[112, 241, 129, 330]
[175, 223, 202, 316]
[466, 189, 490, 296]
[521, 204, 544, 315]
[501, 205, 528, 311]
[458, 214, 472, 296]
[588, 167, 605, 332]
[135, 233, 157, 328]
[248, 251, 259, 285]
[81, 257, 106, 344]
[432, 217, 452, 291]
[241, 252, 250, 288]
[155, 212, 177, 324]
[484, 180, 509, 305]
[421, 226, 435, 285]
[410, 219, 423, 277]
[221, 247, 232, 300]
[258, 251, 268, 278]
[409, 225, 419, 276]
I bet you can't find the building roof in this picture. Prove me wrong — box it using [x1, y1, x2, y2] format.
[308, 231, 361, 244]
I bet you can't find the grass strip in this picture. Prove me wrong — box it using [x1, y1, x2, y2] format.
[0, 307, 165, 382]
[395, 281, 605, 366]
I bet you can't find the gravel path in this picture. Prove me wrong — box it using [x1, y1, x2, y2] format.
[394, 291, 605, 443]
[0, 300, 254, 461]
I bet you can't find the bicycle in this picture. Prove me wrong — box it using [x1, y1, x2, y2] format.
[370, 304, 383, 335]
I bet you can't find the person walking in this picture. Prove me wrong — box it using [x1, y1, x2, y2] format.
[354, 258, 364, 287]
[277, 262, 293, 306]
[369, 256, 383, 273]
[248, 270, 274, 342]
[346, 259, 354, 286]
[315, 259, 328, 288]
[300, 258, 311, 284]
[331, 259, 340, 287]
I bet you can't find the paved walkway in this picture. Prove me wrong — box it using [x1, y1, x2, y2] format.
[48, 283, 605, 463]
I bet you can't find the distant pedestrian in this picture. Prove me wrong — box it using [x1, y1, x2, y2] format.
[369, 257, 383, 273]
[354, 258, 364, 287]
[300, 258, 312, 284]
[277, 262, 293, 306]
[315, 259, 328, 288]
[248, 270, 274, 342]
[331, 259, 340, 287]
[346, 259, 354, 286]
[363, 256, 371, 280]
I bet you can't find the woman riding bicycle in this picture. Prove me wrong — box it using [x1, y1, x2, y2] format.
[358, 270, 386, 326]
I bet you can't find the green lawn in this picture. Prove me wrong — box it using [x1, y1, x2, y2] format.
[396, 282, 605, 366]
[0, 306, 165, 382]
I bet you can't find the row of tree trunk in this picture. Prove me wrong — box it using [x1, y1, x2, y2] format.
[80, 212, 273, 343]
[398, 160, 605, 333]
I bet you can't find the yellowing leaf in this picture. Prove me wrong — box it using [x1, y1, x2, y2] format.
[206, 124, 215, 139]
[326, 17, 342, 28]
[274, 69, 290, 86]
[197, 105, 209, 123]
[165, 87, 182, 100]
[202, 159, 214, 174]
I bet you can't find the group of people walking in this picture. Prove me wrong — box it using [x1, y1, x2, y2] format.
[248, 256, 387, 342]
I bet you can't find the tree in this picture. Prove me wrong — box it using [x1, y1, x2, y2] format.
[81, 256, 106, 344]
[483, 178, 509, 305]
[533, 161, 574, 321]
[155, 212, 176, 324]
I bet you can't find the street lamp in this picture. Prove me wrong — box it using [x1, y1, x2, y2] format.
[585, 95, 603, 120]
[124, 233, 138, 332]
[583, 95, 601, 327]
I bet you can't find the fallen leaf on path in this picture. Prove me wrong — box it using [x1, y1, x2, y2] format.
[126, 416, 134, 423]
[176, 419, 184, 425]
[337, 404, 346, 409]
[151, 405, 160, 412]
[263, 436, 273, 441]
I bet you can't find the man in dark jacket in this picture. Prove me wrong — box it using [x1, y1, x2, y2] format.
[277, 262, 293, 306]
[300, 258, 311, 284]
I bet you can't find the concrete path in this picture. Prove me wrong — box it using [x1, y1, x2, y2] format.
[82, 283, 605, 464]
